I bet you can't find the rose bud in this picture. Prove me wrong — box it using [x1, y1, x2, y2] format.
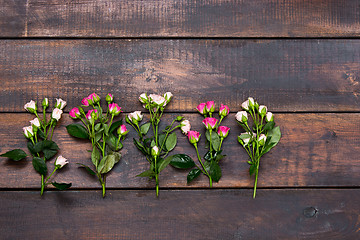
[202, 117, 218, 130]
[23, 126, 34, 139]
[81, 97, 91, 106]
[117, 125, 129, 136]
[266, 112, 274, 122]
[42, 98, 49, 108]
[205, 101, 215, 113]
[248, 97, 255, 108]
[151, 146, 159, 157]
[258, 134, 267, 146]
[149, 94, 166, 106]
[219, 104, 230, 117]
[89, 93, 100, 104]
[188, 130, 201, 144]
[69, 107, 81, 119]
[30, 118, 41, 131]
[238, 133, 251, 146]
[109, 103, 122, 116]
[164, 92, 173, 103]
[24, 100, 37, 114]
[241, 99, 249, 111]
[235, 111, 248, 123]
[196, 103, 207, 115]
[218, 126, 230, 138]
[55, 98, 67, 110]
[55, 155, 69, 169]
[180, 120, 191, 134]
[86, 109, 98, 120]
[139, 93, 148, 104]
[259, 105, 267, 117]
[105, 93, 114, 103]
[52, 108, 63, 121]
[128, 111, 143, 123]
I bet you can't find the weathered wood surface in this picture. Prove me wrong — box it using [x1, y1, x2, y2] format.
[1, 113, 359, 189]
[1, 40, 360, 113]
[0, 189, 359, 239]
[0, 0, 359, 38]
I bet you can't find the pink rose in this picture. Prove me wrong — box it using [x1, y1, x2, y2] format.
[196, 103, 207, 115]
[117, 125, 129, 136]
[81, 97, 91, 106]
[89, 93, 100, 104]
[188, 131, 200, 144]
[180, 120, 191, 134]
[109, 103, 122, 116]
[69, 107, 81, 119]
[205, 101, 215, 113]
[106, 93, 113, 103]
[217, 126, 230, 138]
[86, 109, 98, 120]
[219, 104, 230, 117]
[202, 117, 218, 130]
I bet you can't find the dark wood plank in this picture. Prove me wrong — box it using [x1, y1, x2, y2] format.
[1, 39, 360, 112]
[0, 0, 359, 37]
[0, 113, 359, 189]
[0, 189, 359, 239]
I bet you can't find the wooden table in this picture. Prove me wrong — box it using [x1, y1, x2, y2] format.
[0, 1, 359, 239]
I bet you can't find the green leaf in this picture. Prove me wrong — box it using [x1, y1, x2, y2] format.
[105, 133, 118, 151]
[94, 123, 102, 131]
[140, 122, 151, 135]
[66, 124, 89, 139]
[98, 154, 116, 174]
[95, 129, 103, 143]
[32, 157, 47, 175]
[263, 121, 275, 131]
[157, 157, 171, 173]
[43, 149, 58, 160]
[109, 120, 123, 134]
[42, 140, 59, 160]
[158, 134, 166, 150]
[51, 182, 72, 190]
[205, 131, 221, 151]
[133, 138, 148, 156]
[262, 126, 281, 155]
[204, 151, 211, 161]
[136, 169, 156, 178]
[0, 149, 27, 161]
[209, 161, 222, 182]
[91, 146, 101, 167]
[27, 142, 36, 156]
[169, 154, 195, 169]
[104, 124, 110, 136]
[165, 133, 177, 152]
[187, 168, 201, 184]
[112, 152, 121, 163]
[37, 129, 46, 140]
[33, 141, 44, 153]
[76, 163, 96, 176]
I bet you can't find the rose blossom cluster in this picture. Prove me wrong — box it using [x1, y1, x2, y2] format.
[236, 97, 281, 198]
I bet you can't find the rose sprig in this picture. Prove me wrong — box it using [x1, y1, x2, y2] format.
[127, 92, 184, 197]
[169, 102, 230, 187]
[236, 97, 281, 198]
[67, 93, 128, 197]
[0, 98, 71, 195]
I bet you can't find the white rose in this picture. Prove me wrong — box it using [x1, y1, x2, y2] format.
[23, 126, 34, 138]
[266, 112, 274, 122]
[55, 155, 68, 169]
[164, 92, 173, 102]
[55, 98, 67, 110]
[259, 105, 267, 117]
[24, 100, 37, 113]
[241, 100, 249, 111]
[258, 134, 267, 145]
[52, 108, 63, 121]
[30, 118, 41, 128]
[180, 120, 191, 134]
[235, 111, 248, 123]
[149, 94, 166, 106]
[128, 111, 143, 122]
[139, 93, 148, 103]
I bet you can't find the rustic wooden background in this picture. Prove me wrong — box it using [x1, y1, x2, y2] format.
[1, 0, 360, 239]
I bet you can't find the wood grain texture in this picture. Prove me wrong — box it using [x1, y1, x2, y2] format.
[1, 39, 360, 112]
[0, 189, 359, 239]
[0, 113, 359, 189]
[0, 0, 359, 37]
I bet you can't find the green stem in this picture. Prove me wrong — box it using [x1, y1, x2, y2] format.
[50, 124, 55, 140]
[159, 119, 176, 153]
[194, 144, 212, 188]
[155, 174, 159, 197]
[253, 162, 259, 198]
[42, 108, 47, 126]
[102, 132, 106, 157]
[44, 168, 57, 184]
[40, 174, 45, 196]
[209, 129, 214, 159]
[216, 116, 224, 131]
[219, 138, 224, 150]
